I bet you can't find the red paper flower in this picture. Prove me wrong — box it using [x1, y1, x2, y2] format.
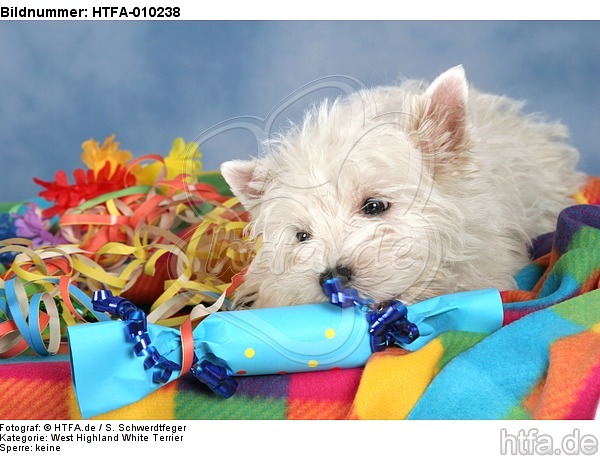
[34, 162, 136, 218]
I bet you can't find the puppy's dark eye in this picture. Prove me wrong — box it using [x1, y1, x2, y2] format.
[362, 198, 390, 216]
[296, 231, 311, 242]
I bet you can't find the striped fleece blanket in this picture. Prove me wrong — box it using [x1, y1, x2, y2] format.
[0, 177, 599, 420]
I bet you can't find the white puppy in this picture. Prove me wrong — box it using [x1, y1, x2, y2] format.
[221, 66, 583, 308]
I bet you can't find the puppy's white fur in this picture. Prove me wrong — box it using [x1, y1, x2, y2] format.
[221, 66, 583, 308]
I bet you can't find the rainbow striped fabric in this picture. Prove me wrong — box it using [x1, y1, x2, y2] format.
[350, 177, 600, 420]
[0, 178, 598, 420]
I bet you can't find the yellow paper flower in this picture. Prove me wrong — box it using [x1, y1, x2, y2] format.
[81, 135, 133, 177]
[133, 138, 202, 186]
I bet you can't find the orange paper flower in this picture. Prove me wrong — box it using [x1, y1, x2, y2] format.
[81, 134, 133, 177]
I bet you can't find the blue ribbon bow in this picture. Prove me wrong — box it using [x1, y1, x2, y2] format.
[323, 278, 503, 352]
[323, 278, 420, 351]
[91, 290, 238, 395]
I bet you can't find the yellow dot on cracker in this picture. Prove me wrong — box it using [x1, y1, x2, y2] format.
[325, 328, 336, 339]
[308, 360, 318, 368]
[244, 348, 255, 358]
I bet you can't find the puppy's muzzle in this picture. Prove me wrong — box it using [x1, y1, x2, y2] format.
[319, 266, 353, 287]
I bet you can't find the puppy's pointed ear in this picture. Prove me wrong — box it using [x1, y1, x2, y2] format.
[416, 65, 472, 164]
[220, 159, 269, 211]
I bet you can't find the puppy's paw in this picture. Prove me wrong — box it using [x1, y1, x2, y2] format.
[231, 278, 260, 309]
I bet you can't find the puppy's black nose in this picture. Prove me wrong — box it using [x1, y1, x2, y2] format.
[319, 266, 353, 287]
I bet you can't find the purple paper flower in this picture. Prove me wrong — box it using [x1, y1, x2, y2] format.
[13, 204, 67, 248]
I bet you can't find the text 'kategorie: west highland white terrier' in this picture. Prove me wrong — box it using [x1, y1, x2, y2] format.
[221, 65, 584, 308]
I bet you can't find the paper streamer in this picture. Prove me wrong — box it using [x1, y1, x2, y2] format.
[0, 139, 252, 358]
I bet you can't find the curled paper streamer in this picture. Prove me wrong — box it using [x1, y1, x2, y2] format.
[68, 287, 503, 418]
[0, 170, 251, 357]
[0, 137, 253, 359]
